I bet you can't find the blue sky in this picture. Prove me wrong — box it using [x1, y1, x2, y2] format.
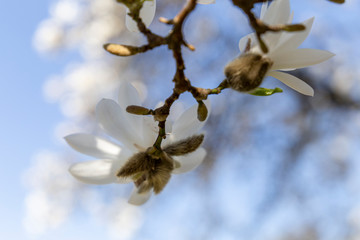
[1, 0, 359, 239]
[0, 1, 68, 238]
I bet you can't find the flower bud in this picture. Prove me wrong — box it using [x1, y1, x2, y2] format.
[282, 24, 305, 32]
[197, 101, 208, 122]
[126, 105, 151, 115]
[104, 43, 140, 56]
[163, 134, 204, 156]
[224, 53, 273, 92]
[117, 150, 174, 194]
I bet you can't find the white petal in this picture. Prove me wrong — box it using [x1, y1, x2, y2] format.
[165, 119, 173, 135]
[197, 0, 215, 4]
[260, 1, 269, 20]
[70, 159, 117, 184]
[128, 187, 152, 205]
[271, 17, 314, 54]
[118, 81, 142, 109]
[262, 31, 284, 52]
[262, 0, 290, 25]
[125, 0, 156, 32]
[268, 71, 314, 96]
[239, 33, 256, 53]
[172, 100, 210, 141]
[96, 99, 141, 151]
[258, 0, 290, 51]
[118, 81, 144, 139]
[271, 48, 335, 70]
[172, 147, 206, 174]
[70, 158, 132, 185]
[141, 116, 159, 148]
[65, 133, 122, 160]
[288, 11, 294, 24]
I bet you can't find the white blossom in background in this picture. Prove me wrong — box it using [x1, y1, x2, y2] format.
[33, 0, 125, 57]
[28, 0, 146, 236]
[238, 0, 334, 96]
[125, 0, 215, 32]
[23, 151, 76, 235]
[65, 81, 209, 205]
[23, 152, 143, 239]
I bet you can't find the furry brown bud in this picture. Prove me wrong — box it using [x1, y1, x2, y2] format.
[163, 134, 204, 156]
[117, 150, 174, 194]
[117, 135, 205, 195]
[224, 53, 273, 92]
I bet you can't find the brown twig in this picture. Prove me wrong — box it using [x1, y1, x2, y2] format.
[112, 0, 228, 149]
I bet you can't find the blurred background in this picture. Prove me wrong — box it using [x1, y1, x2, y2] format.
[1, 0, 360, 239]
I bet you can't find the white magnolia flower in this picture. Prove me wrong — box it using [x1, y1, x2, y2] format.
[238, 0, 334, 96]
[125, 0, 215, 32]
[65, 81, 208, 205]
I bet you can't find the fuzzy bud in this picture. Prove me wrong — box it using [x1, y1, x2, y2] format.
[163, 134, 204, 156]
[126, 105, 151, 115]
[197, 101, 208, 122]
[117, 150, 174, 194]
[224, 53, 273, 92]
[116, 135, 205, 195]
[104, 43, 140, 56]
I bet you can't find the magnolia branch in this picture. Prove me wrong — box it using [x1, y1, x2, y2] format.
[114, 0, 228, 150]
[109, 0, 344, 151]
[231, 0, 305, 53]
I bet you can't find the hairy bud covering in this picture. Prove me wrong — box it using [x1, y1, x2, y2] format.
[117, 150, 174, 194]
[163, 134, 204, 156]
[116, 134, 205, 194]
[224, 53, 273, 92]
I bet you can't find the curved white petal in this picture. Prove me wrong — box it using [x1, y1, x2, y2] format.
[268, 71, 314, 96]
[70, 158, 132, 185]
[172, 147, 206, 174]
[262, 0, 290, 25]
[125, 0, 156, 32]
[271, 48, 335, 70]
[65, 133, 122, 160]
[260, 1, 269, 20]
[239, 33, 256, 53]
[172, 100, 210, 141]
[118, 81, 144, 138]
[128, 187, 152, 205]
[271, 17, 314, 54]
[197, 0, 215, 4]
[118, 81, 142, 109]
[96, 99, 141, 152]
[141, 116, 159, 148]
[70, 159, 115, 184]
[262, 31, 284, 52]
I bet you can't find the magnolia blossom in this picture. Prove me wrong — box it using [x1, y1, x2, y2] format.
[125, 0, 215, 32]
[65, 81, 208, 205]
[238, 0, 334, 96]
